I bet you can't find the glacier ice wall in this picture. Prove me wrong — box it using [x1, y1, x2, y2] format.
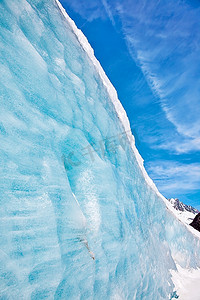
[0, 0, 200, 299]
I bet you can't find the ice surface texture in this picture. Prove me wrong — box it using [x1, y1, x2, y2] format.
[0, 0, 200, 299]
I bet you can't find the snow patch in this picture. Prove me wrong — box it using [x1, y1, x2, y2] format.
[171, 265, 200, 300]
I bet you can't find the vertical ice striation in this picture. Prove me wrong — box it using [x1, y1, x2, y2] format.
[0, 0, 200, 299]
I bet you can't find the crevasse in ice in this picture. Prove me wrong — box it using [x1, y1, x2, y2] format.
[0, 0, 200, 299]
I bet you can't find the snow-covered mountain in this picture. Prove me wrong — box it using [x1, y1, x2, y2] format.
[0, 0, 200, 299]
[167, 198, 199, 226]
[168, 198, 199, 214]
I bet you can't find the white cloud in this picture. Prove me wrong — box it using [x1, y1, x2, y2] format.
[101, 0, 115, 26]
[61, 0, 104, 22]
[146, 161, 200, 195]
[61, 0, 116, 24]
[115, 0, 200, 154]
[157, 136, 200, 154]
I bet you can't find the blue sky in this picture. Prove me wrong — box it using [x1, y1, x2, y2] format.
[60, 0, 200, 209]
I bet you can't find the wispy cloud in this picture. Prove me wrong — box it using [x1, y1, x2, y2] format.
[115, 0, 200, 154]
[61, 0, 104, 22]
[157, 136, 200, 154]
[101, 0, 115, 26]
[61, 0, 116, 24]
[147, 161, 200, 195]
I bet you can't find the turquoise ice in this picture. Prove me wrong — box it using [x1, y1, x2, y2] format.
[0, 0, 200, 299]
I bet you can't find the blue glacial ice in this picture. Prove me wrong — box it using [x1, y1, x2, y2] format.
[0, 0, 200, 299]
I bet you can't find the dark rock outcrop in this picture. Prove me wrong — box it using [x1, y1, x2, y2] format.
[190, 213, 200, 232]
